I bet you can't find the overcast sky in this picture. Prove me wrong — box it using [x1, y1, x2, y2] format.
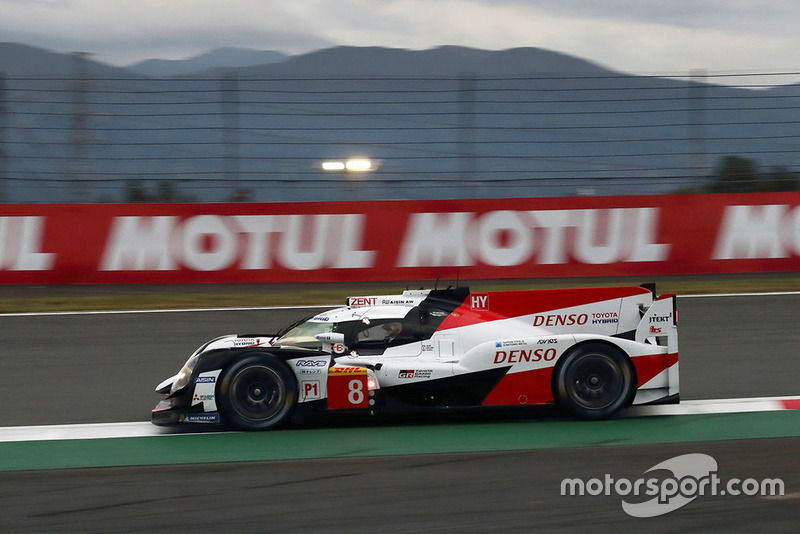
[3, 0, 799, 80]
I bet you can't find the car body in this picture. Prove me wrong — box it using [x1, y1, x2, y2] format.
[152, 284, 679, 430]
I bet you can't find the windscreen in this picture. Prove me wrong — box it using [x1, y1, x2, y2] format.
[275, 320, 335, 347]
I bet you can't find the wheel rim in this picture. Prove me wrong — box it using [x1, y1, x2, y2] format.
[564, 352, 625, 411]
[229, 365, 286, 423]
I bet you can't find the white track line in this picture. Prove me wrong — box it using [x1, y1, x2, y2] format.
[1, 396, 798, 444]
[0, 304, 334, 318]
[1, 291, 797, 318]
[678, 291, 800, 298]
[0, 422, 165, 443]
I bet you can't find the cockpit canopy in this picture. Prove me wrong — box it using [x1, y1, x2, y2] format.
[274, 305, 443, 354]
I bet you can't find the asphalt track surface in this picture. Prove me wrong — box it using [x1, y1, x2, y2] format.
[1, 293, 798, 531]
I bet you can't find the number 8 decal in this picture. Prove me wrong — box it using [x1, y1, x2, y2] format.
[348, 379, 365, 405]
[327, 367, 369, 409]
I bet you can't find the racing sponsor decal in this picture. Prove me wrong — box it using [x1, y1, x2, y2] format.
[497, 339, 526, 347]
[379, 298, 417, 305]
[592, 311, 619, 324]
[3, 193, 797, 285]
[494, 348, 557, 364]
[296, 359, 327, 367]
[647, 312, 673, 334]
[328, 366, 368, 376]
[713, 203, 800, 260]
[180, 413, 221, 423]
[398, 369, 434, 379]
[349, 296, 419, 306]
[533, 313, 588, 327]
[192, 370, 220, 410]
[296, 358, 328, 375]
[0, 216, 55, 271]
[349, 297, 377, 306]
[232, 337, 267, 348]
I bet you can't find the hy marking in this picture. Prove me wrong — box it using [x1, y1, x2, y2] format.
[1, 396, 798, 444]
[0, 291, 797, 318]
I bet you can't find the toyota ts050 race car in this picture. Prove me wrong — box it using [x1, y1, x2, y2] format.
[152, 284, 678, 430]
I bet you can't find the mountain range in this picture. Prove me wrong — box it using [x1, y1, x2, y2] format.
[127, 47, 289, 77]
[0, 42, 797, 203]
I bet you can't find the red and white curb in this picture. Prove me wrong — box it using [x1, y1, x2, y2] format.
[626, 395, 800, 417]
[1, 396, 798, 444]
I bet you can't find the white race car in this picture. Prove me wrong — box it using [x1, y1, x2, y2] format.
[152, 284, 678, 430]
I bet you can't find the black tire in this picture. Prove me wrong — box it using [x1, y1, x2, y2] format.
[216, 354, 298, 430]
[554, 343, 635, 419]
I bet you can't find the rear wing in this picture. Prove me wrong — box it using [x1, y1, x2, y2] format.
[635, 293, 678, 353]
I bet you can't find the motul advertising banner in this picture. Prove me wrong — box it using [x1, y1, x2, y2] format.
[1, 193, 798, 284]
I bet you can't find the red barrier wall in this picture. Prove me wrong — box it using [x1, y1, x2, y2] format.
[1, 193, 798, 284]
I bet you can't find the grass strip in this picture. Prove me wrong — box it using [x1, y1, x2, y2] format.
[1, 275, 798, 313]
[2, 410, 799, 472]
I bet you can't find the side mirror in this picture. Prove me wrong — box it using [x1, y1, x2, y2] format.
[314, 332, 347, 355]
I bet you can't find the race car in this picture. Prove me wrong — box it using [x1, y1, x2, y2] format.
[152, 284, 679, 430]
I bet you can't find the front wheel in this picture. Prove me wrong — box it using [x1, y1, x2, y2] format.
[217, 354, 298, 430]
[554, 343, 635, 419]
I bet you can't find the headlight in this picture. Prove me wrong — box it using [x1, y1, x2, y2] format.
[170, 352, 201, 394]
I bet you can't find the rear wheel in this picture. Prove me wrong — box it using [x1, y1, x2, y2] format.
[217, 354, 297, 430]
[554, 343, 635, 419]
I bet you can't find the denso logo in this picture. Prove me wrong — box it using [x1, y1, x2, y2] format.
[533, 314, 588, 327]
[495, 348, 557, 364]
[295, 359, 327, 367]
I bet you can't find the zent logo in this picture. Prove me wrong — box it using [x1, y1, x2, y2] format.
[350, 297, 377, 306]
